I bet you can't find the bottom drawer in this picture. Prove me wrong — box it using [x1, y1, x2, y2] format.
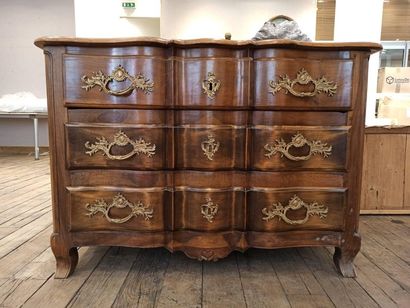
[174, 188, 245, 231]
[68, 187, 171, 232]
[247, 188, 346, 232]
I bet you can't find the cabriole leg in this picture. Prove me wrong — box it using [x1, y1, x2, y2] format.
[50, 233, 78, 279]
[333, 233, 361, 278]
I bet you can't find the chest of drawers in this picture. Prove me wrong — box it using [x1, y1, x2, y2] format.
[35, 37, 381, 278]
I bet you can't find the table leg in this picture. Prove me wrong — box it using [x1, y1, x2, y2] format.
[33, 117, 39, 160]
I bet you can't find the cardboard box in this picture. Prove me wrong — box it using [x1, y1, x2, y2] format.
[377, 67, 410, 93]
[377, 95, 410, 125]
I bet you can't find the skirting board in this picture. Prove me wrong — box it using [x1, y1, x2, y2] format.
[0, 146, 49, 155]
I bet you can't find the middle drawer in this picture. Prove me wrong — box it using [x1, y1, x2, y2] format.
[66, 109, 171, 170]
[175, 110, 247, 170]
[250, 126, 349, 171]
[66, 124, 170, 170]
[175, 126, 246, 170]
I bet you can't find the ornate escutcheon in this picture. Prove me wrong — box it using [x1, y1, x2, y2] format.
[262, 195, 328, 225]
[269, 68, 337, 97]
[201, 197, 219, 223]
[201, 133, 220, 161]
[84, 130, 156, 160]
[81, 65, 154, 96]
[202, 72, 221, 99]
[197, 249, 218, 261]
[85, 193, 153, 224]
[264, 133, 332, 161]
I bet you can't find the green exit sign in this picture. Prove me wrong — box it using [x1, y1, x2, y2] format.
[122, 2, 135, 8]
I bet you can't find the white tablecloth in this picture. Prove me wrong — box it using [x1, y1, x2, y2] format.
[0, 92, 47, 113]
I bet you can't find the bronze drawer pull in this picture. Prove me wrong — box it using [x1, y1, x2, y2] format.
[201, 197, 219, 222]
[262, 195, 328, 225]
[264, 133, 332, 161]
[81, 65, 154, 96]
[85, 193, 153, 224]
[269, 68, 337, 97]
[85, 130, 156, 160]
[201, 133, 220, 161]
[202, 72, 221, 99]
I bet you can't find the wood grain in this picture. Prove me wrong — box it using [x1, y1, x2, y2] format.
[250, 126, 349, 171]
[175, 126, 246, 170]
[404, 134, 410, 209]
[68, 188, 171, 232]
[316, 0, 336, 41]
[111, 248, 170, 307]
[35, 38, 379, 277]
[237, 250, 291, 307]
[66, 247, 137, 308]
[174, 57, 251, 109]
[253, 58, 353, 110]
[66, 124, 170, 170]
[64, 54, 167, 108]
[381, 0, 410, 40]
[0, 155, 408, 307]
[361, 134, 406, 210]
[247, 189, 346, 232]
[202, 254, 247, 307]
[34, 37, 382, 52]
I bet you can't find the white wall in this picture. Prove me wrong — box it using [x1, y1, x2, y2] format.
[0, 0, 75, 147]
[0, 0, 75, 98]
[74, 0, 160, 37]
[334, 0, 384, 125]
[0, 119, 48, 147]
[160, 0, 316, 40]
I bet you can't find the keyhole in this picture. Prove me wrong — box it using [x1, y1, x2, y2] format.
[208, 83, 213, 91]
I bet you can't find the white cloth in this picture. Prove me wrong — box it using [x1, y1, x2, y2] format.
[0, 92, 47, 113]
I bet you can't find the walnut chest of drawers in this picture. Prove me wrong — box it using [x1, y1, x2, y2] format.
[35, 37, 381, 278]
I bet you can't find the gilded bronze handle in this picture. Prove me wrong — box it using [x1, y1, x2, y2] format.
[269, 68, 337, 97]
[264, 133, 332, 161]
[202, 72, 221, 99]
[86, 193, 153, 224]
[201, 197, 219, 222]
[85, 130, 156, 160]
[201, 133, 220, 161]
[262, 195, 328, 225]
[81, 65, 154, 96]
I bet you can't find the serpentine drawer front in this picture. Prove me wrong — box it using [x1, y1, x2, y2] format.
[174, 187, 245, 231]
[64, 54, 167, 107]
[253, 51, 354, 110]
[175, 126, 246, 170]
[247, 188, 346, 232]
[250, 126, 349, 171]
[174, 48, 251, 108]
[65, 124, 169, 170]
[68, 187, 171, 232]
[35, 37, 381, 278]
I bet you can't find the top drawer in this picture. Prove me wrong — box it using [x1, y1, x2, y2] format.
[254, 58, 354, 110]
[174, 58, 250, 109]
[64, 54, 167, 108]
